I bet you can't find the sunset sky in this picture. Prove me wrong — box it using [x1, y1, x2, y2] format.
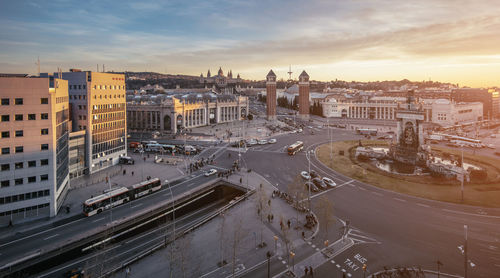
[1, 0, 500, 87]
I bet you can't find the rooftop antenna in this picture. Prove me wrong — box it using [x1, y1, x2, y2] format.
[103, 64, 105, 72]
[97, 64, 99, 72]
[287, 65, 293, 81]
[35, 56, 40, 76]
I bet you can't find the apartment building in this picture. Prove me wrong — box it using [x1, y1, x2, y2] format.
[51, 70, 127, 174]
[0, 76, 70, 225]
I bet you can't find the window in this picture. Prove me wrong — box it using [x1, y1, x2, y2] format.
[1, 180, 9, 188]
[1, 131, 9, 138]
[1, 98, 9, 105]
[15, 98, 23, 105]
[41, 98, 48, 104]
[41, 159, 49, 165]
[15, 146, 23, 153]
[15, 178, 23, 185]
[15, 130, 23, 137]
[41, 113, 48, 120]
[25, 193, 31, 199]
[15, 162, 23, 169]
[1, 115, 9, 122]
[1, 147, 9, 155]
[28, 160, 36, 167]
[41, 128, 49, 135]
[83, 85, 86, 89]
[28, 114, 36, 120]
[41, 144, 49, 150]
[1, 164, 9, 171]
[40, 174, 48, 181]
[15, 114, 23, 121]
[28, 176, 36, 183]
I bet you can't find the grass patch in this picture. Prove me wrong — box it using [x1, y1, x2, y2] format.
[317, 140, 500, 207]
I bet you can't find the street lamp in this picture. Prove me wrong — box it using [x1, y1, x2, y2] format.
[164, 180, 176, 249]
[306, 151, 311, 210]
[273, 235, 278, 254]
[289, 251, 295, 272]
[266, 251, 272, 278]
[436, 260, 443, 278]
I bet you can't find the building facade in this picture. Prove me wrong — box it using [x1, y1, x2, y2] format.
[199, 67, 242, 94]
[127, 93, 248, 134]
[52, 70, 127, 174]
[452, 88, 499, 119]
[266, 70, 277, 121]
[0, 76, 70, 225]
[322, 95, 483, 127]
[298, 71, 310, 119]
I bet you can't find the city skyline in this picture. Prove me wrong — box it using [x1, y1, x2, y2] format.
[2, 0, 500, 87]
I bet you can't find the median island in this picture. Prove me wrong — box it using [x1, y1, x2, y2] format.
[316, 140, 500, 207]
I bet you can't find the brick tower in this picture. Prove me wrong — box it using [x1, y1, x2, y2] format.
[298, 70, 310, 120]
[266, 69, 277, 121]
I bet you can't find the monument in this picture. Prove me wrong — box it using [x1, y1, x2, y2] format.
[390, 90, 426, 165]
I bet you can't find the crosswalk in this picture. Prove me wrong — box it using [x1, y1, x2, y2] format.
[347, 228, 381, 245]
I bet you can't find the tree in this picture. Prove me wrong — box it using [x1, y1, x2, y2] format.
[228, 218, 248, 277]
[316, 195, 335, 241]
[287, 175, 308, 226]
[256, 183, 270, 246]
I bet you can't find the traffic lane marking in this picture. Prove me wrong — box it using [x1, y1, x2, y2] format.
[92, 217, 105, 223]
[393, 198, 407, 202]
[416, 203, 430, 208]
[371, 191, 383, 197]
[43, 234, 59, 241]
[131, 203, 142, 209]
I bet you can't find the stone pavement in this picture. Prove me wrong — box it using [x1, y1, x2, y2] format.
[111, 168, 320, 278]
[0, 151, 189, 239]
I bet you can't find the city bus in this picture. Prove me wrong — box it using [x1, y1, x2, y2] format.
[287, 141, 304, 155]
[83, 178, 162, 216]
[448, 136, 483, 148]
[356, 128, 378, 136]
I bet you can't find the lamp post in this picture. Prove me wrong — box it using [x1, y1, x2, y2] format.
[266, 251, 272, 278]
[437, 260, 443, 278]
[273, 235, 278, 254]
[164, 180, 176, 249]
[306, 151, 311, 210]
[464, 225, 468, 278]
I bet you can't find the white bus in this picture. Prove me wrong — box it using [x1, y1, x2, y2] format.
[83, 178, 162, 216]
[449, 136, 483, 148]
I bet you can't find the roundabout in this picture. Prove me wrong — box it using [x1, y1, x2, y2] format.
[316, 140, 500, 207]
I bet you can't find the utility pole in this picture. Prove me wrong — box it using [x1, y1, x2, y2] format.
[464, 225, 468, 278]
[461, 146, 464, 202]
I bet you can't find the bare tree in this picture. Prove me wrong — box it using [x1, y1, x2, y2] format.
[256, 183, 270, 246]
[218, 212, 227, 267]
[176, 232, 193, 278]
[287, 175, 308, 228]
[228, 217, 249, 277]
[316, 195, 335, 241]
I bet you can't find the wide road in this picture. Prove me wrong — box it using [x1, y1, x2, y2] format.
[236, 124, 500, 277]
[0, 168, 225, 272]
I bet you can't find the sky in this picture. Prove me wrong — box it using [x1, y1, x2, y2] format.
[1, 0, 500, 87]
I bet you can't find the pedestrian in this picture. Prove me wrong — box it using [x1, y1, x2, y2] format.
[131, 171, 134, 176]
[8, 220, 12, 227]
[302, 231, 305, 238]
[310, 266, 314, 277]
[287, 219, 291, 228]
[125, 266, 130, 277]
[239, 177, 242, 184]
[305, 266, 309, 276]
[268, 199, 271, 206]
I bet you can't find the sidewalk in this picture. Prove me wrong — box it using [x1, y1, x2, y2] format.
[0, 152, 187, 240]
[111, 168, 320, 278]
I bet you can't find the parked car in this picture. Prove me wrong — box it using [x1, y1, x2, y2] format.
[305, 181, 319, 192]
[301, 171, 311, 180]
[204, 169, 217, 177]
[491, 134, 497, 138]
[297, 128, 303, 133]
[322, 177, 336, 187]
[258, 139, 268, 145]
[269, 139, 277, 144]
[247, 139, 258, 146]
[487, 144, 496, 149]
[312, 177, 327, 190]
